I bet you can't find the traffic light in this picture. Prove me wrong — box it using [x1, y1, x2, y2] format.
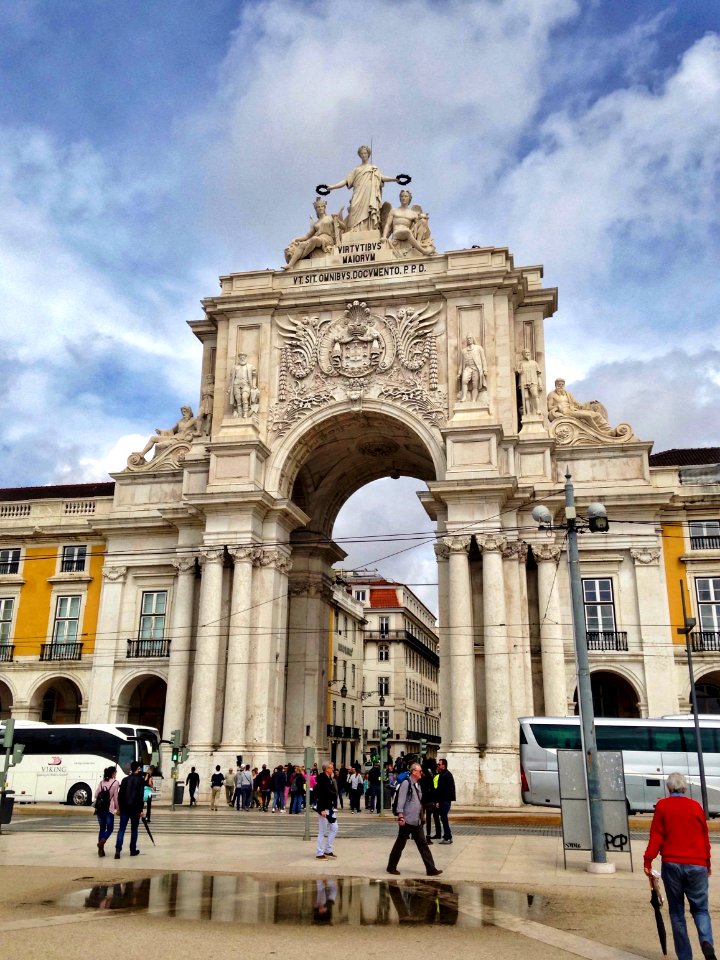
[420, 738, 427, 757]
[180, 747, 189, 763]
[379, 727, 388, 751]
[371, 751, 378, 763]
[170, 729, 181, 764]
[2, 718, 14, 748]
[11, 744, 24, 766]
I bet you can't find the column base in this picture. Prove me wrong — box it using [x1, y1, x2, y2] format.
[479, 747, 522, 807]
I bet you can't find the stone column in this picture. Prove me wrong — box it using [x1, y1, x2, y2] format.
[87, 564, 127, 723]
[480, 534, 521, 805]
[246, 548, 292, 752]
[220, 546, 257, 749]
[534, 543, 568, 716]
[162, 555, 197, 742]
[443, 536, 476, 749]
[434, 542, 451, 751]
[187, 547, 225, 750]
[480, 535, 512, 749]
[502, 540, 531, 720]
[632, 546, 679, 716]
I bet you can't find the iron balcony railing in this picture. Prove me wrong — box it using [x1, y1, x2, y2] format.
[586, 631, 628, 651]
[691, 632, 720, 652]
[0, 645, 14, 662]
[371, 728, 394, 739]
[127, 638, 171, 658]
[40, 642, 83, 661]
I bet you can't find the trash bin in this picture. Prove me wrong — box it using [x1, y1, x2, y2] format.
[0, 792, 15, 824]
[173, 783, 185, 805]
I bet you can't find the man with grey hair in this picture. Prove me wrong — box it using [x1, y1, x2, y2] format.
[644, 772, 715, 960]
[314, 760, 339, 861]
[387, 762, 442, 877]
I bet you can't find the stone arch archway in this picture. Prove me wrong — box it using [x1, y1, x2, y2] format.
[573, 670, 641, 718]
[29, 676, 84, 724]
[692, 669, 720, 714]
[0, 679, 13, 720]
[116, 673, 167, 729]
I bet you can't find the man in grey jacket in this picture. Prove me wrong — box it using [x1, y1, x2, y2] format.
[387, 762, 443, 877]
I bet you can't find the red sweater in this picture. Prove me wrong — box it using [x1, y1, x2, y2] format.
[644, 794, 711, 870]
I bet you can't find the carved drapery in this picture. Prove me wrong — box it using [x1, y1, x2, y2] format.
[630, 547, 661, 566]
[102, 565, 127, 582]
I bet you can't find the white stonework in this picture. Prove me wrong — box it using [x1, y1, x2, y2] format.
[4, 150, 720, 807]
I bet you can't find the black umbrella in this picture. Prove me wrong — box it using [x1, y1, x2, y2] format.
[141, 816, 156, 846]
[650, 881, 667, 956]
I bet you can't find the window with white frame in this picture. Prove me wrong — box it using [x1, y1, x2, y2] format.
[690, 521, 720, 550]
[61, 545, 87, 573]
[378, 643, 389, 661]
[378, 676, 390, 696]
[53, 595, 81, 644]
[0, 598, 14, 644]
[342, 702, 347, 726]
[378, 709, 389, 728]
[351, 663, 356, 688]
[354, 589, 366, 602]
[582, 578, 617, 634]
[0, 548, 20, 575]
[696, 578, 720, 633]
[332, 700, 337, 724]
[139, 591, 167, 646]
[333, 656, 338, 680]
[379, 615, 389, 636]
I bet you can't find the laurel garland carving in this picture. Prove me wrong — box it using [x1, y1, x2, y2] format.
[271, 300, 445, 435]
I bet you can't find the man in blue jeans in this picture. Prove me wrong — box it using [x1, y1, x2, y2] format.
[644, 772, 716, 960]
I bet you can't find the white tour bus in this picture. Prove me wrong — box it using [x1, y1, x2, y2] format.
[0, 721, 162, 805]
[520, 715, 720, 814]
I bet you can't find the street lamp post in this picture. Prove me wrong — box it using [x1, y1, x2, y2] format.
[532, 468, 615, 873]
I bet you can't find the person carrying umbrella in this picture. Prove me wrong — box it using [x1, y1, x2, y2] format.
[644, 772, 716, 960]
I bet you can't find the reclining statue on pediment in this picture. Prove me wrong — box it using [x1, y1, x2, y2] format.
[126, 405, 202, 471]
[284, 197, 345, 270]
[547, 378, 636, 445]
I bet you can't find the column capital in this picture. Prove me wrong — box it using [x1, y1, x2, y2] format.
[478, 533, 507, 554]
[172, 555, 197, 574]
[434, 542, 450, 561]
[442, 535, 472, 554]
[532, 542, 563, 563]
[228, 545, 260, 564]
[502, 540, 529, 562]
[102, 564, 127, 583]
[257, 548, 293, 575]
[630, 546, 661, 566]
[200, 546, 225, 565]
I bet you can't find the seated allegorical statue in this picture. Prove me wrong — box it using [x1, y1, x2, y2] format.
[284, 197, 345, 270]
[133, 406, 201, 462]
[381, 189, 435, 256]
[547, 378, 636, 444]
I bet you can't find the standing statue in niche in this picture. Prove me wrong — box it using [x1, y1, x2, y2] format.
[381, 189, 435, 256]
[318, 145, 405, 233]
[198, 374, 215, 435]
[516, 349, 542, 416]
[284, 197, 345, 270]
[229, 353, 259, 419]
[457, 336, 487, 402]
[135, 406, 201, 460]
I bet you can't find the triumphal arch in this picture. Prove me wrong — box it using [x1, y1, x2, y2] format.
[92, 146, 650, 804]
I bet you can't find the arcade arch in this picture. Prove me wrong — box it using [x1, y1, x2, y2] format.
[30, 676, 83, 724]
[117, 674, 167, 729]
[573, 670, 641, 719]
[0, 679, 12, 720]
[692, 670, 720, 714]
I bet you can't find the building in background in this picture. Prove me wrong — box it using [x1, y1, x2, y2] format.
[337, 570, 440, 763]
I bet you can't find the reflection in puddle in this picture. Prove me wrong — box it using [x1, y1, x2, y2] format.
[60, 875, 544, 927]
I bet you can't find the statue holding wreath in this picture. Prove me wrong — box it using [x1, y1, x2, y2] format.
[317, 145, 410, 233]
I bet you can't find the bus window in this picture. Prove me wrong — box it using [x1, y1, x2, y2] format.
[701, 728, 720, 753]
[651, 727, 687, 752]
[596, 726, 651, 751]
[117, 741, 135, 774]
[530, 724, 581, 750]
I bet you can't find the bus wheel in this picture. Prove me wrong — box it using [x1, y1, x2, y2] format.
[68, 783, 92, 806]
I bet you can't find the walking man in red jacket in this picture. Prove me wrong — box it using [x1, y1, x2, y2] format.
[644, 772, 716, 960]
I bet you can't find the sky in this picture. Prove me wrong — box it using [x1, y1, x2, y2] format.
[1, 0, 719, 614]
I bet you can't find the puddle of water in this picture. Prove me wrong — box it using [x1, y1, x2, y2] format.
[56, 875, 544, 927]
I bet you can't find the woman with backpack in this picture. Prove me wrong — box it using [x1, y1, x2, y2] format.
[94, 765, 120, 857]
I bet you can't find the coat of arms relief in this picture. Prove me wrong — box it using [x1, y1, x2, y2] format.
[269, 300, 446, 436]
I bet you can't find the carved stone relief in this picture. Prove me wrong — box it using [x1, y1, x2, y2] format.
[548, 378, 636, 446]
[630, 547, 661, 566]
[270, 299, 446, 435]
[125, 406, 202, 472]
[102, 565, 127, 582]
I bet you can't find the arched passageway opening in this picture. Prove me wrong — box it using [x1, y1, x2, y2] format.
[0, 680, 12, 720]
[122, 676, 167, 730]
[31, 677, 82, 724]
[693, 671, 720, 714]
[573, 671, 640, 718]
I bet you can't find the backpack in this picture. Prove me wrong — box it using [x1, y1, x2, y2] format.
[391, 780, 406, 816]
[95, 784, 111, 814]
